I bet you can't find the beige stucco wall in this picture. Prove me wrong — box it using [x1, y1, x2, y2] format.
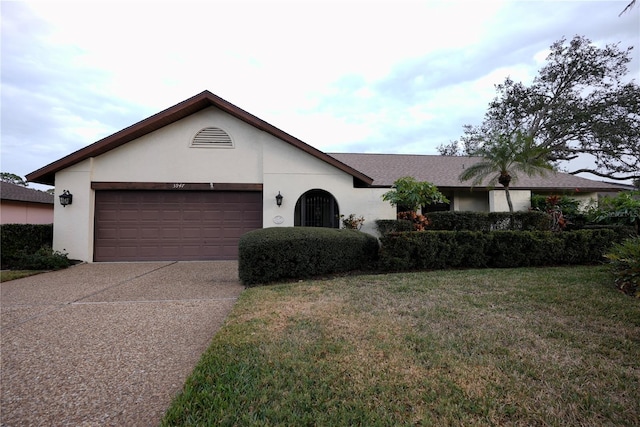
[453, 191, 490, 212]
[489, 189, 531, 212]
[262, 137, 396, 234]
[52, 106, 397, 261]
[53, 159, 95, 260]
[91, 108, 263, 183]
[0, 201, 54, 224]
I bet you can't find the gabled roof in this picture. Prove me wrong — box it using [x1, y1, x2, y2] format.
[26, 91, 373, 186]
[0, 182, 54, 204]
[329, 153, 628, 192]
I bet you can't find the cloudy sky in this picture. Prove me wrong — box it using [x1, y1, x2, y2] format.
[1, 0, 638, 189]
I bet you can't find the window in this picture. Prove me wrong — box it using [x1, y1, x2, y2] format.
[191, 127, 233, 148]
[294, 189, 339, 228]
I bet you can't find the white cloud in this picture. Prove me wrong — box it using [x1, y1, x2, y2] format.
[2, 0, 638, 182]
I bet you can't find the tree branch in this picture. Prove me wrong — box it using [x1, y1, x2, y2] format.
[619, 0, 637, 16]
[568, 168, 640, 180]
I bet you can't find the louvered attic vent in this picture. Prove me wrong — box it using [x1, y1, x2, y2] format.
[191, 127, 233, 147]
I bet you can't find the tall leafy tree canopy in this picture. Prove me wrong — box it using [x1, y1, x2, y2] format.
[440, 35, 640, 181]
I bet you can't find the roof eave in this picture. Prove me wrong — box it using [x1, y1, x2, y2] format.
[26, 91, 373, 186]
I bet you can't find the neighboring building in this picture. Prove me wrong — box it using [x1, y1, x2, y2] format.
[0, 182, 54, 224]
[26, 91, 627, 262]
[329, 153, 615, 213]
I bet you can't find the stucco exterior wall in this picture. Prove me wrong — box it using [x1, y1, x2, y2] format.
[453, 191, 490, 212]
[52, 105, 397, 261]
[489, 189, 531, 212]
[262, 136, 396, 232]
[53, 160, 94, 261]
[0, 201, 54, 224]
[91, 108, 263, 183]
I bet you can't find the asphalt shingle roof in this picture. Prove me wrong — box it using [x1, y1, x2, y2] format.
[0, 182, 54, 204]
[329, 153, 628, 191]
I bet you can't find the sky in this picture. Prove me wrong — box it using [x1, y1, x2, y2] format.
[1, 0, 639, 190]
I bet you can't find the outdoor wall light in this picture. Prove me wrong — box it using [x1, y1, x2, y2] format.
[59, 190, 73, 207]
[275, 191, 283, 207]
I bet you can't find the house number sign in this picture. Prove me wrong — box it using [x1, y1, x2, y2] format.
[164, 183, 215, 190]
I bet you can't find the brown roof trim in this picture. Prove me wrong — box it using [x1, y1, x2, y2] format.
[26, 91, 373, 186]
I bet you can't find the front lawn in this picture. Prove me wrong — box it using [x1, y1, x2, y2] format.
[162, 266, 640, 426]
[0, 270, 47, 282]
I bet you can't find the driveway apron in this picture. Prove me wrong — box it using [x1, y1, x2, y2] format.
[1, 261, 243, 426]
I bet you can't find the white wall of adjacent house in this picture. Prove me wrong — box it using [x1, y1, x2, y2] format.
[51, 106, 398, 261]
[453, 191, 490, 212]
[571, 193, 598, 211]
[489, 189, 531, 212]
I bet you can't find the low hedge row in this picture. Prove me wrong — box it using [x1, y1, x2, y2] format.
[238, 227, 379, 285]
[376, 211, 552, 235]
[1, 224, 54, 268]
[425, 211, 552, 231]
[378, 229, 617, 271]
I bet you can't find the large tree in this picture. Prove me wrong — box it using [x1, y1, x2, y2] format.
[459, 132, 553, 226]
[440, 36, 640, 181]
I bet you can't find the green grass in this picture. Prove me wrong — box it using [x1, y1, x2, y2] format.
[0, 270, 47, 282]
[162, 266, 640, 426]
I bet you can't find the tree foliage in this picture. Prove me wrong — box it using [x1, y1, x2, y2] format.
[440, 36, 640, 181]
[590, 190, 640, 235]
[459, 132, 553, 218]
[382, 176, 448, 212]
[0, 172, 28, 187]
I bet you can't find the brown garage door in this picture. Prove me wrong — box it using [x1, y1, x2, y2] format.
[94, 191, 262, 261]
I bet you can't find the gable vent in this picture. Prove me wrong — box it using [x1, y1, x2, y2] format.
[191, 127, 233, 147]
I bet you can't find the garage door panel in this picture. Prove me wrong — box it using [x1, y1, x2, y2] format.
[95, 190, 262, 261]
[119, 228, 139, 239]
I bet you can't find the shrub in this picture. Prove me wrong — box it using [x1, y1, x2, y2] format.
[424, 211, 551, 231]
[340, 214, 365, 230]
[1, 224, 54, 268]
[382, 177, 448, 212]
[532, 194, 590, 231]
[604, 237, 640, 297]
[589, 191, 640, 235]
[11, 246, 72, 270]
[375, 219, 413, 236]
[581, 224, 637, 240]
[238, 227, 379, 285]
[379, 229, 616, 271]
[397, 211, 430, 231]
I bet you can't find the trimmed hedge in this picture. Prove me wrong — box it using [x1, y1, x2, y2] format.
[1, 224, 54, 268]
[239, 227, 379, 285]
[424, 211, 552, 231]
[378, 229, 617, 271]
[376, 219, 414, 236]
[376, 211, 552, 236]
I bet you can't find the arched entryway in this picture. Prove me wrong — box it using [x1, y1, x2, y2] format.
[294, 189, 339, 228]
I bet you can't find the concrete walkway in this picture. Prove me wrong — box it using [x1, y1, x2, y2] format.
[1, 261, 243, 426]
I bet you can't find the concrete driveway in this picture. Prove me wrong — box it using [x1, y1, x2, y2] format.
[1, 261, 244, 426]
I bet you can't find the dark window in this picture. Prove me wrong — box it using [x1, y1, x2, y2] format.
[422, 201, 451, 213]
[422, 192, 453, 213]
[294, 189, 339, 228]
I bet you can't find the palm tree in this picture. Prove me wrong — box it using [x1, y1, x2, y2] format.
[459, 132, 554, 228]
